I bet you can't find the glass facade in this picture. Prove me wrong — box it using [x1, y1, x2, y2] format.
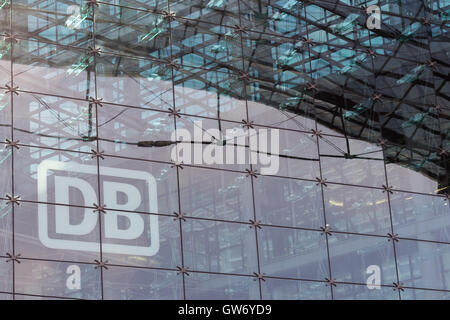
[0, 0, 448, 300]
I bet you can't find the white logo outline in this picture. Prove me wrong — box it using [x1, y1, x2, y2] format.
[37, 160, 159, 256]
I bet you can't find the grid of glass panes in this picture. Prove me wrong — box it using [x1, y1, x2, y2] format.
[0, 0, 448, 299]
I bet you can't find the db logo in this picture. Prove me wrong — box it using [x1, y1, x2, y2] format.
[37, 160, 159, 256]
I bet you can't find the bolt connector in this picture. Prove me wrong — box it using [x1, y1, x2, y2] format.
[6, 253, 21, 263]
[173, 212, 187, 222]
[387, 233, 399, 242]
[5, 138, 19, 149]
[93, 203, 107, 214]
[325, 277, 337, 287]
[253, 272, 266, 281]
[320, 224, 332, 236]
[311, 129, 323, 138]
[89, 97, 103, 107]
[168, 107, 181, 118]
[94, 259, 109, 269]
[245, 168, 258, 178]
[382, 185, 394, 194]
[176, 266, 190, 276]
[171, 161, 184, 169]
[249, 219, 262, 229]
[241, 119, 254, 129]
[5, 194, 20, 206]
[91, 149, 105, 160]
[315, 177, 328, 187]
[393, 282, 404, 291]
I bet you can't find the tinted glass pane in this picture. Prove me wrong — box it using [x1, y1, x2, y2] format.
[103, 267, 182, 300]
[184, 272, 259, 300]
[1, 0, 449, 300]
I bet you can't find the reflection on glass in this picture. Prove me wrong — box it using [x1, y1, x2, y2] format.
[0, 0, 447, 300]
[324, 184, 391, 235]
[15, 259, 101, 299]
[183, 219, 258, 275]
[185, 272, 259, 300]
[258, 226, 329, 280]
[103, 267, 182, 300]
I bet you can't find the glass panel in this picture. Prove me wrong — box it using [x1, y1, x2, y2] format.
[397, 239, 450, 291]
[183, 218, 258, 275]
[14, 146, 98, 203]
[333, 284, 399, 300]
[261, 278, 331, 300]
[15, 202, 101, 263]
[0, 197, 13, 254]
[0, 90, 11, 138]
[401, 288, 450, 300]
[386, 163, 442, 195]
[172, 23, 242, 71]
[101, 213, 181, 269]
[328, 233, 397, 285]
[14, 294, 66, 300]
[324, 184, 391, 235]
[258, 152, 320, 180]
[0, 293, 12, 300]
[0, 258, 12, 293]
[179, 166, 253, 222]
[98, 155, 178, 215]
[13, 0, 93, 48]
[319, 136, 385, 188]
[96, 55, 173, 110]
[13, 40, 95, 100]
[391, 192, 450, 242]
[174, 115, 250, 171]
[253, 175, 324, 229]
[97, 105, 174, 162]
[14, 93, 96, 152]
[15, 259, 101, 299]
[103, 267, 182, 300]
[258, 226, 329, 280]
[184, 272, 259, 300]
[170, 0, 240, 26]
[95, 6, 170, 58]
[248, 99, 317, 133]
[0, 0, 10, 36]
[173, 69, 247, 122]
[99, 0, 168, 11]
[0, 143, 12, 200]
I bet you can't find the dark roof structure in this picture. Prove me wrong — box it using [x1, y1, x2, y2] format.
[2, 0, 449, 192]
